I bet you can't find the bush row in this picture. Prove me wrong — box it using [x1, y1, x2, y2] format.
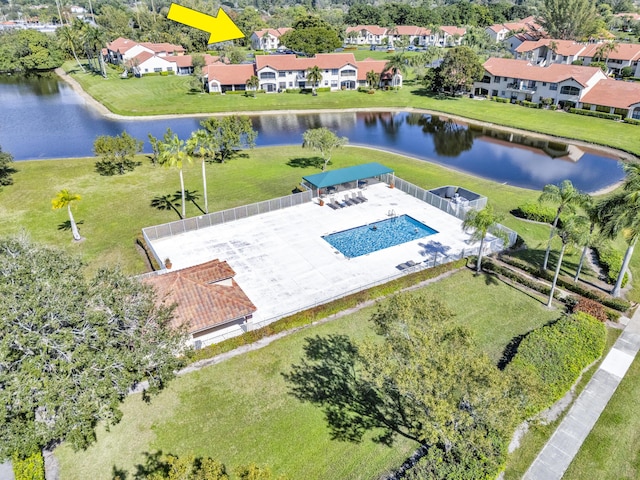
[511, 202, 558, 224]
[498, 255, 631, 312]
[520, 100, 541, 108]
[569, 108, 622, 121]
[594, 244, 628, 287]
[189, 259, 467, 363]
[623, 118, 640, 125]
[12, 451, 45, 480]
[482, 258, 558, 300]
[505, 312, 606, 416]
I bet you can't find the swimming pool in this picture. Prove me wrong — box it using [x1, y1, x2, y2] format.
[323, 214, 438, 258]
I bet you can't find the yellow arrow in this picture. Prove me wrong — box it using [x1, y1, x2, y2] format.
[167, 4, 244, 44]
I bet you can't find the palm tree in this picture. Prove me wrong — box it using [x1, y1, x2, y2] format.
[384, 54, 405, 89]
[245, 75, 260, 97]
[547, 215, 591, 307]
[597, 162, 640, 297]
[538, 180, 590, 270]
[461, 203, 507, 273]
[57, 24, 86, 72]
[52, 190, 82, 241]
[306, 65, 323, 96]
[81, 24, 105, 72]
[366, 70, 379, 89]
[186, 129, 217, 214]
[573, 201, 603, 282]
[159, 128, 191, 219]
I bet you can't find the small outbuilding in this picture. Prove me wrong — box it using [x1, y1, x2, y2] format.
[301, 162, 394, 197]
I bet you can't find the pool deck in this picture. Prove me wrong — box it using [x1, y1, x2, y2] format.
[148, 183, 480, 332]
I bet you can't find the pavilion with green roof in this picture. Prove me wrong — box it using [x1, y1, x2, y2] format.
[301, 162, 394, 196]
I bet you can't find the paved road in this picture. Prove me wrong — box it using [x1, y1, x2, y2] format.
[524, 307, 640, 479]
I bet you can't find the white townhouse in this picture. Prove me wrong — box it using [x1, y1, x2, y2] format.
[249, 28, 292, 51]
[344, 25, 389, 45]
[255, 53, 361, 92]
[578, 42, 640, 77]
[106, 37, 185, 64]
[578, 79, 640, 119]
[437, 26, 466, 46]
[474, 58, 607, 107]
[486, 24, 511, 43]
[486, 16, 546, 44]
[387, 25, 434, 47]
[204, 53, 400, 93]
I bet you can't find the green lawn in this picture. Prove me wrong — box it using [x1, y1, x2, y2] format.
[55, 269, 561, 479]
[563, 352, 640, 480]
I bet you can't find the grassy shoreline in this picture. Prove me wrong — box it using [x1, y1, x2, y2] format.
[62, 62, 640, 157]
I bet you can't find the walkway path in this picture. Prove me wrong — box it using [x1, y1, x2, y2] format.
[524, 306, 640, 479]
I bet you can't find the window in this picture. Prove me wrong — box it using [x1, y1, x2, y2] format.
[494, 76, 501, 82]
[288, 82, 293, 87]
[331, 69, 339, 75]
[341, 69, 356, 77]
[542, 82, 547, 86]
[279, 71, 286, 77]
[154, 68, 162, 72]
[210, 85, 219, 92]
[279, 82, 286, 89]
[331, 80, 338, 87]
[324, 80, 328, 86]
[167, 67, 173, 72]
[560, 85, 580, 95]
[632, 107, 640, 120]
[260, 72, 276, 79]
[550, 83, 558, 91]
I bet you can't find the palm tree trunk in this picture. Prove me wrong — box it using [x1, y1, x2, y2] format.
[542, 214, 560, 270]
[476, 236, 485, 273]
[71, 46, 86, 73]
[179, 169, 186, 218]
[201, 160, 208, 214]
[67, 204, 81, 241]
[547, 244, 566, 307]
[612, 239, 636, 298]
[574, 245, 588, 282]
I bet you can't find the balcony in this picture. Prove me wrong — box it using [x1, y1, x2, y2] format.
[506, 82, 536, 94]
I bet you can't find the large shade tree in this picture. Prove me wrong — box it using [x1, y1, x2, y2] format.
[302, 128, 348, 171]
[438, 46, 484, 94]
[51, 189, 82, 241]
[538, 0, 600, 40]
[538, 180, 590, 270]
[0, 236, 186, 466]
[200, 115, 257, 163]
[0, 145, 16, 187]
[284, 294, 521, 478]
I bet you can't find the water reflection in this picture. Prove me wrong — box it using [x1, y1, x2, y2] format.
[0, 76, 625, 192]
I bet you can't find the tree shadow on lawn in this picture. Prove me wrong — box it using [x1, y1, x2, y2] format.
[287, 156, 325, 169]
[57, 220, 84, 231]
[410, 88, 460, 100]
[497, 318, 560, 370]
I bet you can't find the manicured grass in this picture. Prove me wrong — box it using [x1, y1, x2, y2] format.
[64, 62, 640, 156]
[55, 269, 561, 479]
[562, 350, 640, 479]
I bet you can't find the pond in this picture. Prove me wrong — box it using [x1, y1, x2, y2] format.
[0, 74, 624, 192]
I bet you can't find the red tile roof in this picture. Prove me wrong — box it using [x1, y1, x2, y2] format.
[439, 26, 466, 36]
[133, 50, 156, 64]
[579, 42, 640, 61]
[140, 41, 185, 54]
[580, 79, 640, 109]
[390, 25, 430, 36]
[173, 55, 194, 68]
[356, 59, 394, 80]
[205, 63, 255, 85]
[488, 24, 509, 34]
[346, 25, 388, 36]
[253, 27, 292, 38]
[516, 39, 587, 56]
[107, 37, 138, 53]
[256, 53, 357, 71]
[483, 58, 605, 86]
[144, 260, 256, 334]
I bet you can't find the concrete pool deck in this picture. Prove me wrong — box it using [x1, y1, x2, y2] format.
[148, 183, 482, 341]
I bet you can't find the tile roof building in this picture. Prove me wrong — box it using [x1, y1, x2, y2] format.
[143, 259, 256, 346]
[474, 57, 640, 119]
[249, 28, 293, 51]
[205, 53, 400, 93]
[344, 24, 463, 47]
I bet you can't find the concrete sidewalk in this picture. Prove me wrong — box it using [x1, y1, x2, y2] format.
[524, 307, 640, 480]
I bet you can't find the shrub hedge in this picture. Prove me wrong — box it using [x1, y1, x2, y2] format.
[493, 97, 510, 103]
[624, 118, 640, 125]
[520, 100, 540, 109]
[569, 108, 622, 121]
[511, 202, 558, 224]
[595, 245, 628, 287]
[12, 451, 45, 480]
[498, 255, 631, 312]
[189, 259, 467, 363]
[506, 312, 606, 415]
